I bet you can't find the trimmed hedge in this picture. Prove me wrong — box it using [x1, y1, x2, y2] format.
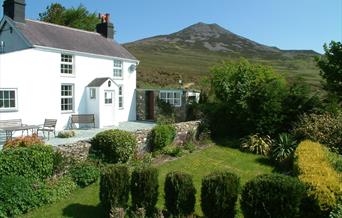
[100, 165, 130, 217]
[164, 171, 196, 217]
[241, 174, 304, 218]
[0, 175, 41, 217]
[91, 129, 137, 163]
[201, 171, 240, 218]
[0, 145, 54, 180]
[150, 124, 176, 151]
[131, 167, 159, 214]
[294, 140, 342, 217]
[69, 162, 100, 187]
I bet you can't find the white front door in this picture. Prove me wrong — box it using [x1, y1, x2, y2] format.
[102, 90, 115, 126]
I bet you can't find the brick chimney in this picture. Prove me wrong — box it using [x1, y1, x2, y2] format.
[3, 0, 26, 23]
[96, 13, 114, 39]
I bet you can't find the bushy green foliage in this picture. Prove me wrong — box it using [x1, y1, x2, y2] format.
[327, 151, 342, 173]
[210, 59, 287, 136]
[201, 171, 240, 218]
[240, 134, 272, 156]
[91, 129, 137, 163]
[293, 113, 342, 154]
[316, 41, 342, 102]
[0, 145, 54, 180]
[329, 204, 342, 218]
[100, 165, 130, 216]
[150, 124, 176, 151]
[294, 140, 342, 217]
[131, 167, 159, 214]
[162, 145, 183, 157]
[0, 176, 41, 217]
[39, 176, 77, 204]
[69, 162, 100, 187]
[240, 174, 305, 218]
[164, 171, 196, 216]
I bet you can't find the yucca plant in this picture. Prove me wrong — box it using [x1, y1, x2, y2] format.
[240, 134, 273, 156]
[271, 133, 297, 162]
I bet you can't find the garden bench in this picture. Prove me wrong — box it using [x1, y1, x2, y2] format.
[71, 114, 95, 129]
[37, 119, 57, 140]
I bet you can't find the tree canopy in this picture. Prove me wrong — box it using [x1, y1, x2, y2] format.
[316, 41, 342, 102]
[39, 3, 100, 32]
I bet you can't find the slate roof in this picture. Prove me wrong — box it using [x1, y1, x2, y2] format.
[13, 19, 137, 60]
[87, 77, 112, 87]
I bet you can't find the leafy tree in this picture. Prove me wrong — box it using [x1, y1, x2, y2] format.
[210, 59, 287, 135]
[39, 3, 100, 31]
[316, 41, 342, 102]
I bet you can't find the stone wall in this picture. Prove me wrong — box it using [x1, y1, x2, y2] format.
[57, 140, 92, 162]
[134, 120, 201, 152]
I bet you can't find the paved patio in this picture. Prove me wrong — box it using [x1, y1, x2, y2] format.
[0, 121, 155, 149]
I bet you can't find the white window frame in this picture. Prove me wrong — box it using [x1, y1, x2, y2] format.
[89, 88, 96, 99]
[113, 59, 123, 78]
[118, 85, 123, 109]
[159, 91, 182, 107]
[0, 88, 18, 111]
[60, 54, 74, 75]
[104, 91, 114, 105]
[61, 84, 74, 113]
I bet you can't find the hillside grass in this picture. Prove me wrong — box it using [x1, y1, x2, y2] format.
[21, 143, 275, 218]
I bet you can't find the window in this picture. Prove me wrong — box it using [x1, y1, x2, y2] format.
[61, 54, 73, 74]
[118, 86, 123, 109]
[159, 91, 182, 107]
[113, 59, 123, 78]
[61, 84, 74, 112]
[89, 88, 96, 99]
[105, 91, 113, 104]
[0, 89, 17, 111]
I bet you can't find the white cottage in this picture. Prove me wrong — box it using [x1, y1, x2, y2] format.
[0, 0, 138, 130]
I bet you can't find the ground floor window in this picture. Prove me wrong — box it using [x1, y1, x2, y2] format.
[118, 86, 123, 109]
[61, 84, 74, 112]
[105, 91, 113, 104]
[159, 91, 182, 107]
[0, 89, 17, 111]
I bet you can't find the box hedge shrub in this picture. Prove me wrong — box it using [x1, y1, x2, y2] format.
[69, 162, 100, 187]
[0, 175, 41, 217]
[91, 129, 137, 163]
[0, 145, 54, 180]
[294, 140, 342, 217]
[150, 124, 176, 151]
[100, 165, 130, 216]
[131, 167, 159, 214]
[201, 171, 240, 218]
[240, 174, 305, 218]
[164, 171, 196, 217]
[293, 113, 342, 154]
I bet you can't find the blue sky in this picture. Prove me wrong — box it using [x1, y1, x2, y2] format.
[1, 0, 341, 53]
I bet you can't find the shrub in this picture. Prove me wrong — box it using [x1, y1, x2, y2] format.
[69, 162, 100, 187]
[184, 142, 196, 153]
[241, 174, 305, 218]
[240, 134, 272, 156]
[162, 145, 183, 157]
[100, 165, 130, 216]
[271, 133, 297, 169]
[164, 171, 196, 216]
[39, 176, 77, 204]
[0, 175, 41, 217]
[0, 145, 54, 180]
[329, 204, 342, 218]
[293, 113, 342, 154]
[294, 140, 342, 217]
[3, 133, 44, 149]
[201, 171, 240, 218]
[327, 151, 342, 173]
[57, 130, 76, 138]
[91, 129, 137, 163]
[131, 167, 159, 214]
[150, 124, 176, 151]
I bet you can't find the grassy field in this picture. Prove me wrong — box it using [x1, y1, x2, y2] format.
[21, 143, 275, 218]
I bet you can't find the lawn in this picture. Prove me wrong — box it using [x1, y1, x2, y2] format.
[21, 143, 275, 218]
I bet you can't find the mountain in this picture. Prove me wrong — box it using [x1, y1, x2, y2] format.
[124, 22, 321, 89]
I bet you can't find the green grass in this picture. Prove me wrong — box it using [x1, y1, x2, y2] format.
[21, 144, 275, 218]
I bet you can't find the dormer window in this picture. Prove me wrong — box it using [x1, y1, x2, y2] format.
[113, 59, 123, 78]
[61, 54, 74, 74]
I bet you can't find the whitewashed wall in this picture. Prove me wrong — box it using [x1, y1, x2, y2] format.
[0, 48, 137, 130]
